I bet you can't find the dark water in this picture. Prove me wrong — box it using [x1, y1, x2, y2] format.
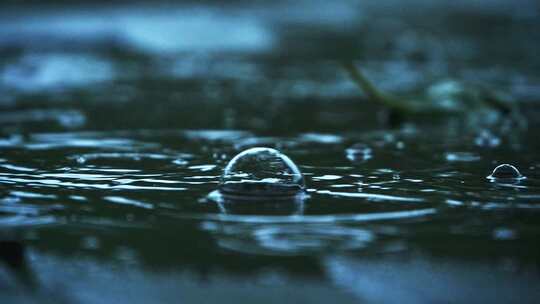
[1, 1, 540, 303]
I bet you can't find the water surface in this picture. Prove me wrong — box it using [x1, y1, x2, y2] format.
[1, 1, 540, 303]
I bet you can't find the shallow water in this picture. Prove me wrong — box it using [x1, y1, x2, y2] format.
[1, 1, 540, 303]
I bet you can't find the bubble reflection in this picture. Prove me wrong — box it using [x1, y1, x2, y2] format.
[202, 222, 374, 255]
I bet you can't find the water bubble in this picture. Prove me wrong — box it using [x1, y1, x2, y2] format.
[219, 147, 305, 198]
[345, 143, 372, 162]
[487, 164, 525, 181]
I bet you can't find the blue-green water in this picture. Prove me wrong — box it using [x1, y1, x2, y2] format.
[1, 1, 540, 303]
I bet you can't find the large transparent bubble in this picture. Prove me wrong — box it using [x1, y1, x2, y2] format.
[219, 147, 305, 198]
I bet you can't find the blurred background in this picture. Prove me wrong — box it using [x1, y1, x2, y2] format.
[1, 0, 539, 133]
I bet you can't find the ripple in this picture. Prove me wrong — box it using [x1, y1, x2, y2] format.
[0, 175, 187, 191]
[252, 225, 374, 254]
[104, 196, 154, 210]
[203, 222, 375, 255]
[9, 191, 57, 199]
[41, 173, 117, 181]
[316, 190, 424, 203]
[179, 208, 436, 224]
[23, 132, 158, 150]
[0, 135, 23, 147]
[0, 164, 37, 172]
[78, 168, 141, 173]
[0, 203, 58, 216]
[26, 138, 135, 150]
[0, 215, 58, 227]
[313, 175, 343, 181]
[71, 152, 193, 165]
[481, 203, 540, 210]
[188, 164, 217, 171]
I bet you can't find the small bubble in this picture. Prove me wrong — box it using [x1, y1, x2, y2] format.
[219, 147, 305, 198]
[487, 164, 525, 181]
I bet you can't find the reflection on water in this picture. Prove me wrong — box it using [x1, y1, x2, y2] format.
[326, 255, 540, 304]
[1, 1, 540, 303]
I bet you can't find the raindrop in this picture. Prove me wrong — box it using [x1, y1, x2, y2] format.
[345, 143, 372, 162]
[218, 147, 305, 198]
[487, 164, 525, 181]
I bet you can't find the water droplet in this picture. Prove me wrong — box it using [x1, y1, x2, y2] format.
[345, 143, 372, 162]
[487, 164, 525, 181]
[219, 147, 305, 198]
